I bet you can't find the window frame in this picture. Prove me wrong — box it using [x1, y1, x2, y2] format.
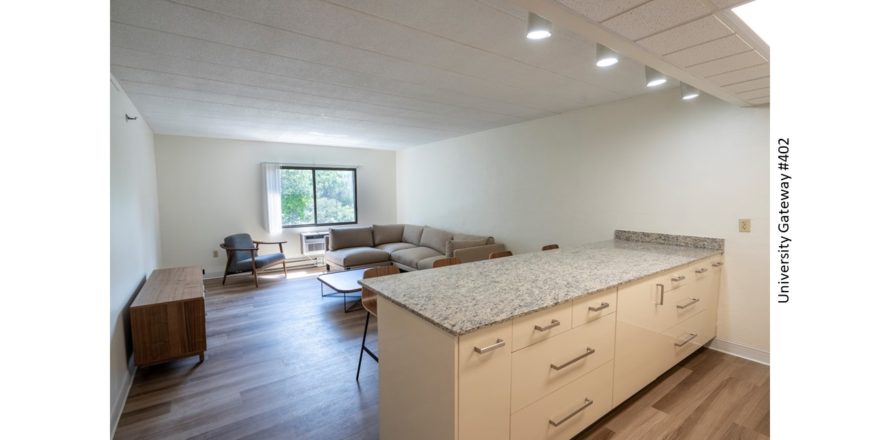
[280, 166, 358, 228]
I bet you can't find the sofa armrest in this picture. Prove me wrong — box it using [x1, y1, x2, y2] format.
[453, 243, 507, 263]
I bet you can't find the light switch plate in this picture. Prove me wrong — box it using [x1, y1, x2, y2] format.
[738, 218, 751, 233]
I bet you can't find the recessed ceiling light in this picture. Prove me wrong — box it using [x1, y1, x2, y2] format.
[680, 83, 700, 100]
[645, 66, 667, 87]
[596, 44, 619, 67]
[526, 13, 552, 40]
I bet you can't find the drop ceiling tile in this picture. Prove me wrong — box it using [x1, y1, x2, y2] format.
[738, 87, 769, 100]
[602, 0, 712, 40]
[637, 15, 733, 54]
[555, 0, 649, 22]
[664, 34, 752, 67]
[711, 0, 752, 9]
[721, 76, 769, 93]
[689, 50, 767, 77]
[708, 63, 769, 85]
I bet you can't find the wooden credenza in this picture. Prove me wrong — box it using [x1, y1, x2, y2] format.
[130, 265, 207, 366]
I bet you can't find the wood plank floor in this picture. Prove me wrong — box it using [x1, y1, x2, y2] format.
[115, 272, 769, 440]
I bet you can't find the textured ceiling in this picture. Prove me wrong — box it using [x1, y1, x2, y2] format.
[111, 0, 683, 150]
[554, 0, 769, 105]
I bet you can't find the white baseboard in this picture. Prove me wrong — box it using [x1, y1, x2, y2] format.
[707, 338, 770, 365]
[111, 358, 137, 437]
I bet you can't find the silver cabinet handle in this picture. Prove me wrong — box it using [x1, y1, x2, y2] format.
[534, 319, 561, 332]
[677, 298, 700, 309]
[695, 268, 708, 274]
[549, 398, 594, 427]
[656, 283, 665, 305]
[588, 302, 610, 312]
[671, 275, 686, 282]
[674, 333, 699, 347]
[712, 262, 724, 267]
[473, 339, 505, 354]
[551, 348, 595, 371]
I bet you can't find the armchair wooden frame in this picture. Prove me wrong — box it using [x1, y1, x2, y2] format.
[220, 240, 288, 288]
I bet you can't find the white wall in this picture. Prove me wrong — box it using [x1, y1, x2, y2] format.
[110, 77, 161, 430]
[154, 136, 397, 276]
[397, 89, 770, 355]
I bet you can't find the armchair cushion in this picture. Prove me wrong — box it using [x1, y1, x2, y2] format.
[329, 226, 373, 250]
[224, 233, 256, 265]
[231, 252, 285, 273]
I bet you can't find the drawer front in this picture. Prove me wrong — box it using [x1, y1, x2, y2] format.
[512, 301, 573, 352]
[571, 288, 616, 328]
[511, 361, 613, 440]
[459, 322, 513, 440]
[689, 257, 721, 320]
[665, 309, 715, 367]
[511, 313, 615, 412]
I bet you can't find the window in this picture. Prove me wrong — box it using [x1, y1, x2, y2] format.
[280, 167, 357, 227]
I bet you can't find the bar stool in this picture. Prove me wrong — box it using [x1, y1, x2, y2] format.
[432, 257, 462, 268]
[489, 250, 513, 259]
[542, 244, 559, 251]
[356, 265, 400, 381]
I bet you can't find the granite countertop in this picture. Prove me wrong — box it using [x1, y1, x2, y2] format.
[359, 232, 723, 336]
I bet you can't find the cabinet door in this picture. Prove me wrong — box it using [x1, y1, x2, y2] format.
[458, 322, 512, 440]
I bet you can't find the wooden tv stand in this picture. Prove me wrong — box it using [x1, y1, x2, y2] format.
[130, 265, 207, 366]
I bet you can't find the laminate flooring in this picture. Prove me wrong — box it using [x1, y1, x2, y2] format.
[115, 272, 769, 440]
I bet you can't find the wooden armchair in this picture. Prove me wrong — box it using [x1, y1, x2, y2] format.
[220, 233, 288, 287]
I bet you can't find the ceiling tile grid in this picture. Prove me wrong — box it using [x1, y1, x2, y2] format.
[554, 0, 769, 106]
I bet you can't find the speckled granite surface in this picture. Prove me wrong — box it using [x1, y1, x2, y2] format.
[614, 230, 724, 250]
[359, 238, 723, 336]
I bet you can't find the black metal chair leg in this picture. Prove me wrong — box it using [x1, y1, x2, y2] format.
[356, 313, 371, 382]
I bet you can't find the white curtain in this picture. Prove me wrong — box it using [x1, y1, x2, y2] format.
[263, 163, 283, 235]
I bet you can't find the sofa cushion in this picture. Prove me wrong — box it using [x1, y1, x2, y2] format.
[373, 224, 404, 245]
[325, 247, 389, 267]
[419, 226, 453, 253]
[402, 224, 424, 245]
[445, 239, 488, 257]
[391, 246, 442, 269]
[329, 226, 373, 250]
[375, 242, 417, 253]
[417, 255, 449, 270]
[454, 233, 494, 245]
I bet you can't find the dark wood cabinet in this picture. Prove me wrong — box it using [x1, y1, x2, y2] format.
[130, 266, 206, 366]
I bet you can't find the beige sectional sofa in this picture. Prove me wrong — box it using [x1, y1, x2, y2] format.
[324, 224, 506, 272]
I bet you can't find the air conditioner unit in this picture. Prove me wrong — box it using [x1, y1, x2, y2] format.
[301, 231, 329, 256]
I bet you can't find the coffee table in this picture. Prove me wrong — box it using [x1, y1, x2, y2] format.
[317, 268, 368, 313]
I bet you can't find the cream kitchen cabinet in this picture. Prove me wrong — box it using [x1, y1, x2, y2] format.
[613, 256, 723, 406]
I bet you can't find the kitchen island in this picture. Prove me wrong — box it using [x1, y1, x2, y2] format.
[360, 230, 724, 440]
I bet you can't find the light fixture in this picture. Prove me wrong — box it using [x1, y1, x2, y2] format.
[526, 13, 552, 40]
[595, 44, 619, 67]
[680, 83, 700, 100]
[645, 66, 667, 87]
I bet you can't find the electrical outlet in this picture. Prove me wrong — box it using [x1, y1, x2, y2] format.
[213, 250, 219, 258]
[738, 218, 751, 233]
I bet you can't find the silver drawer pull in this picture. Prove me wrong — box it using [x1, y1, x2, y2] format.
[674, 333, 699, 347]
[695, 268, 708, 274]
[656, 283, 665, 305]
[551, 348, 595, 371]
[549, 398, 594, 427]
[677, 298, 700, 309]
[473, 339, 506, 354]
[712, 262, 724, 267]
[534, 319, 561, 332]
[671, 275, 686, 282]
[588, 302, 610, 312]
